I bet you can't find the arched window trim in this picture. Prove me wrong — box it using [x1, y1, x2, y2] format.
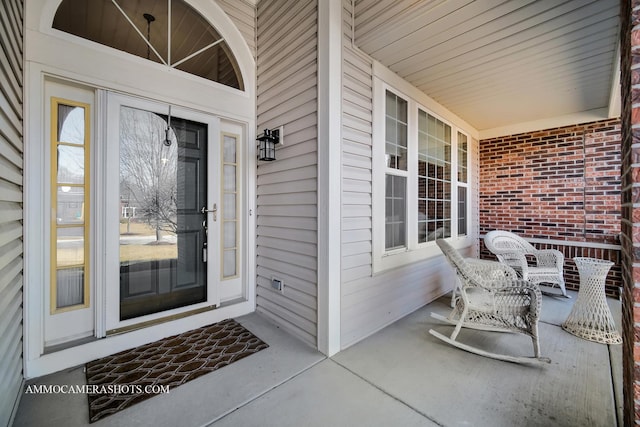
[48, 0, 247, 91]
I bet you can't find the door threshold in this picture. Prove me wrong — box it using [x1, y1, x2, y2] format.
[107, 304, 217, 336]
[44, 335, 97, 355]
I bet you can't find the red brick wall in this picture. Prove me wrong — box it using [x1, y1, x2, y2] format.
[480, 120, 621, 243]
[620, 0, 636, 423]
[479, 120, 622, 296]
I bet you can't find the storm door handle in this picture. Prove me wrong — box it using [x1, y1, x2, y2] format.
[200, 204, 217, 221]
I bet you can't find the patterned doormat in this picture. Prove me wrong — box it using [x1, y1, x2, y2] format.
[85, 318, 268, 423]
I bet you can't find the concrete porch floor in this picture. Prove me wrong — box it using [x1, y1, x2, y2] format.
[14, 291, 622, 427]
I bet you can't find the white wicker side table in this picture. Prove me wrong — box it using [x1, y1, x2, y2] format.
[561, 257, 621, 344]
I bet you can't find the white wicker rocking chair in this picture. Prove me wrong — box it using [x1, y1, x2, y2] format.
[484, 230, 568, 298]
[430, 239, 551, 364]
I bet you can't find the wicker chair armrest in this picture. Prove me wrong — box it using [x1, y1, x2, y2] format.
[493, 280, 542, 318]
[465, 258, 518, 280]
[531, 249, 564, 269]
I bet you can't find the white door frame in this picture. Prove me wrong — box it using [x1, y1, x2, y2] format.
[25, 68, 256, 378]
[24, 0, 256, 377]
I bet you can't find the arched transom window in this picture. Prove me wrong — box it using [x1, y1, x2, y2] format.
[53, 0, 244, 90]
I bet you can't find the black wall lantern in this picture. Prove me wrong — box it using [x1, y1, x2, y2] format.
[257, 128, 280, 161]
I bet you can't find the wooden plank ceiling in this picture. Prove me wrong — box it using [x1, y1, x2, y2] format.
[353, 0, 620, 135]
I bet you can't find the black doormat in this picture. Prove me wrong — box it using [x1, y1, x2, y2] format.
[85, 319, 268, 423]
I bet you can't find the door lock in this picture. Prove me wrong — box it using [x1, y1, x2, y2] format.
[200, 204, 217, 221]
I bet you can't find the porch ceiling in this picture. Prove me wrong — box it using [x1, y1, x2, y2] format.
[353, 0, 621, 137]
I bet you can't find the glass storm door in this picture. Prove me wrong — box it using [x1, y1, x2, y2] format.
[114, 99, 219, 323]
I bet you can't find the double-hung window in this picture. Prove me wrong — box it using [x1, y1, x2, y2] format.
[457, 132, 469, 236]
[418, 109, 451, 243]
[384, 91, 408, 251]
[374, 80, 472, 272]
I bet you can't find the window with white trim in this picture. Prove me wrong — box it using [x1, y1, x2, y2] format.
[457, 132, 468, 236]
[51, 97, 91, 313]
[418, 109, 451, 242]
[374, 83, 472, 271]
[52, 0, 243, 90]
[384, 90, 408, 250]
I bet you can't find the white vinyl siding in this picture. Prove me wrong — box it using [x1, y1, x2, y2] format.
[340, 0, 479, 349]
[341, 0, 447, 347]
[256, 0, 318, 347]
[0, 0, 24, 424]
[216, 0, 256, 59]
[341, 1, 373, 286]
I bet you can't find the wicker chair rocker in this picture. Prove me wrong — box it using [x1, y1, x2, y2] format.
[484, 230, 568, 298]
[430, 239, 551, 364]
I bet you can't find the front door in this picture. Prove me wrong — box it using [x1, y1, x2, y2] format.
[119, 107, 210, 319]
[106, 94, 220, 331]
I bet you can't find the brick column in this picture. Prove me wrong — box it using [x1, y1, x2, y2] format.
[620, 0, 640, 423]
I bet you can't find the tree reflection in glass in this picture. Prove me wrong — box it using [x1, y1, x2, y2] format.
[119, 107, 178, 244]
